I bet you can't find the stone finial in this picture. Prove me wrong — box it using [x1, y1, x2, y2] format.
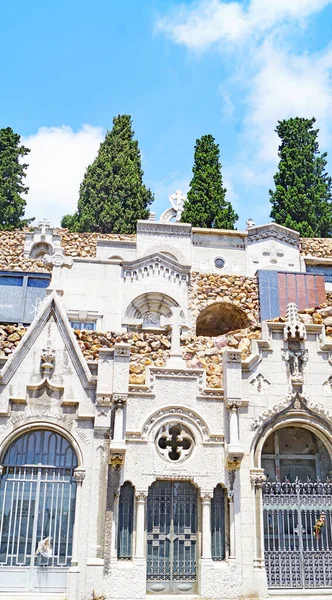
[41, 339, 55, 378]
[283, 303, 306, 340]
[160, 190, 186, 223]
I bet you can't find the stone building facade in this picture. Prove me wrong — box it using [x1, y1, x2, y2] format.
[0, 211, 332, 600]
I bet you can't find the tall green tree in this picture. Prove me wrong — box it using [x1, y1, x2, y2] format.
[0, 127, 32, 230]
[270, 117, 332, 237]
[61, 115, 153, 233]
[180, 134, 238, 229]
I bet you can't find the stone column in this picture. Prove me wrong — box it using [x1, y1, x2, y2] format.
[201, 492, 212, 559]
[112, 394, 127, 443]
[228, 470, 236, 560]
[250, 469, 267, 568]
[135, 492, 147, 559]
[71, 468, 86, 568]
[226, 400, 240, 446]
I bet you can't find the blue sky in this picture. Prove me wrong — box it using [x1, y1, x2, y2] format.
[1, 0, 332, 228]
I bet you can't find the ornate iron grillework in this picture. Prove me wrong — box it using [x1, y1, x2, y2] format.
[146, 481, 197, 594]
[263, 479, 332, 589]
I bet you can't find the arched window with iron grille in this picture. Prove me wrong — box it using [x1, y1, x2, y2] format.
[118, 482, 134, 559]
[211, 485, 225, 561]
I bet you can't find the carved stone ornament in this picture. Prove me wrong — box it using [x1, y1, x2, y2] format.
[73, 468, 86, 483]
[247, 227, 299, 247]
[160, 189, 186, 223]
[109, 449, 126, 468]
[114, 344, 131, 357]
[41, 339, 55, 378]
[251, 391, 331, 431]
[228, 352, 242, 363]
[250, 373, 270, 394]
[43, 252, 73, 270]
[156, 423, 194, 462]
[200, 492, 213, 502]
[227, 459, 241, 470]
[225, 399, 241, 411]
[112, 394, 128, 406]
[283, 303, 306, 341]
[96, 395, 112, 407]
[136, 491, 148, 502]
[250, 469, 267, 489]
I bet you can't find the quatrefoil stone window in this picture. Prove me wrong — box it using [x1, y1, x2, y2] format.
[156, 423, 194, 462]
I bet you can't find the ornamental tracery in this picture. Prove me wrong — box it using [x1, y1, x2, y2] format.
[155, 423, 194, 462]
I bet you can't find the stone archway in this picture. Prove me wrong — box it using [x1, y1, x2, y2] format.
[196, 301, 250, 336]
[259, 425, 332, 590]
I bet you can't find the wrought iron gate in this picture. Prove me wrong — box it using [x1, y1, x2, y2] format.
[263, 479, 332, 589]
[147, 481, 197, 595]
[0, 430, 77, 592]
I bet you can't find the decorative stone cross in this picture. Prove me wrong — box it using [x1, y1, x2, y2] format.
[43, 251, 73, 287]
[160, 307, 186, 367]
[38, 218, 51, 236]
[169, 190, 186, 220]
[262, 242, 284, 264]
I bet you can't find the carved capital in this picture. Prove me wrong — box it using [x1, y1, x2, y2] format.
[73, 468, 86, 483]
[112, 394, 128, 406]
[136, 491, 148, 502]
[0, 465, 3, 477]
[250, 469, 267, 489]
[96, 395, 112, 407]
[225, 399, 240, 411]
[200, 492, 213, 503]
[109, 449, 126, 468]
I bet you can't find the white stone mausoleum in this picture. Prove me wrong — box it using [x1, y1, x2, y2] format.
[0, 202, 332, 600]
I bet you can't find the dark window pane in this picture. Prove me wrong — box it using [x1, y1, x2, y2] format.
[27, 278, 50, 288]
[211, 485, 225, 561]
[118, 482, 134, 559]
[0, 276, 23, 287]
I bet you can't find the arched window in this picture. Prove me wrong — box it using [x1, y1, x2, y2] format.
[211, 485, 226, 561]
[196, 302, 250, 336]
[0, 429, 78, 592]
[118, 482, 134, 559]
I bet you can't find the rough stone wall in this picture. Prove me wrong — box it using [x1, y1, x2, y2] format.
[0, 324, 259, 388]
[54, 229, 135, 257]
[0, 230, 50, 272]
[189, 272, 259, 325]
[300, 238, 332, 257]
[0, 229, 136, 271]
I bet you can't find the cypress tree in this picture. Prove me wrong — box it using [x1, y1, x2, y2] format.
[0, 127, 32, 230]
[270, 117, 332, 237]
[180, 134, 238, 229]
[61, 115, 153, 233]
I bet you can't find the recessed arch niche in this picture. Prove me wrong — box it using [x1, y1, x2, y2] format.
[196, 302, 250, 336]
[125, 292, 180, 328]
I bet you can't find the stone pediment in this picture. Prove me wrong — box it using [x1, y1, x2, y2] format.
[0, 290, 95, 391]
[123, 252, 190, 285]
[247, 222, 299, 247]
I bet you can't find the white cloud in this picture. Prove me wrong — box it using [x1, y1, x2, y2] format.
[157, 0, 332, 49]
[246, 43, 332, 162]
[23, 125, 104, 226]
[157, 0, 332, 222]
